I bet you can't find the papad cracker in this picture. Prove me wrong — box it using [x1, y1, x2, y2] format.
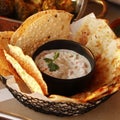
[0, 45, 30, 93]
[71, 14, 117, 58]
[4, 49, 44, 95]
[0, 31, 47, 94]
[10, 10, 73, 56]
[8, 44, 48, 95]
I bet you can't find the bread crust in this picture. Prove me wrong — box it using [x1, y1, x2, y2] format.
[10, 10, 73, 56]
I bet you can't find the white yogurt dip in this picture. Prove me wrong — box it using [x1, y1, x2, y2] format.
[35, 49, 91, 79]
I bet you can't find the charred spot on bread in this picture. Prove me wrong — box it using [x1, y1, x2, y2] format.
[54, 14, 57, 18]
[47, 35, 51, 39]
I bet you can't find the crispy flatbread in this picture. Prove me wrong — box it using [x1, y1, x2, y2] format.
[10, 10, 73, 56]
[0, 31, 48, 95]
[4, 51, 44, 94]
[7, 44, 48, 95]
[3, 44, 48, 95]
[0, 45, 30, 93]
[71, 14, 117, 58]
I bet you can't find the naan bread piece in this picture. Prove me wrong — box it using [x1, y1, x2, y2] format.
[7, 44, 48, 95]
[10, 10, 73, 56]
[71, 14, 117, 58]
[0, 32, 45, 94]
[0, 48, 30, 93]
[4, 50, 44, 95]
[0, 31, 31, 93]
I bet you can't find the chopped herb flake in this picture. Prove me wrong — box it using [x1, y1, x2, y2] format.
[44, 52, 59, 71]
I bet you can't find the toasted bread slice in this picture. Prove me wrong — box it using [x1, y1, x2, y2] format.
[10, 10, 73, 56]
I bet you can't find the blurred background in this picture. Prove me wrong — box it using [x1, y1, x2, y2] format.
[0, 0, 120, 22]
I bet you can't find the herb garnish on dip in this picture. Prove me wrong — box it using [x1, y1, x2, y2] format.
[44, 52, 59, 71]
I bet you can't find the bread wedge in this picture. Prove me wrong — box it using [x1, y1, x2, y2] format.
[71, 14, 117, 58]
[7, 44, 48, 95]
[0, 48, 31, 93]
[3, 44, 48, 95]
[10, 10, 73, 56]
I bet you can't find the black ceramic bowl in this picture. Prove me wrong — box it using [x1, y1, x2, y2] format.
[33, 40, 95, 96]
